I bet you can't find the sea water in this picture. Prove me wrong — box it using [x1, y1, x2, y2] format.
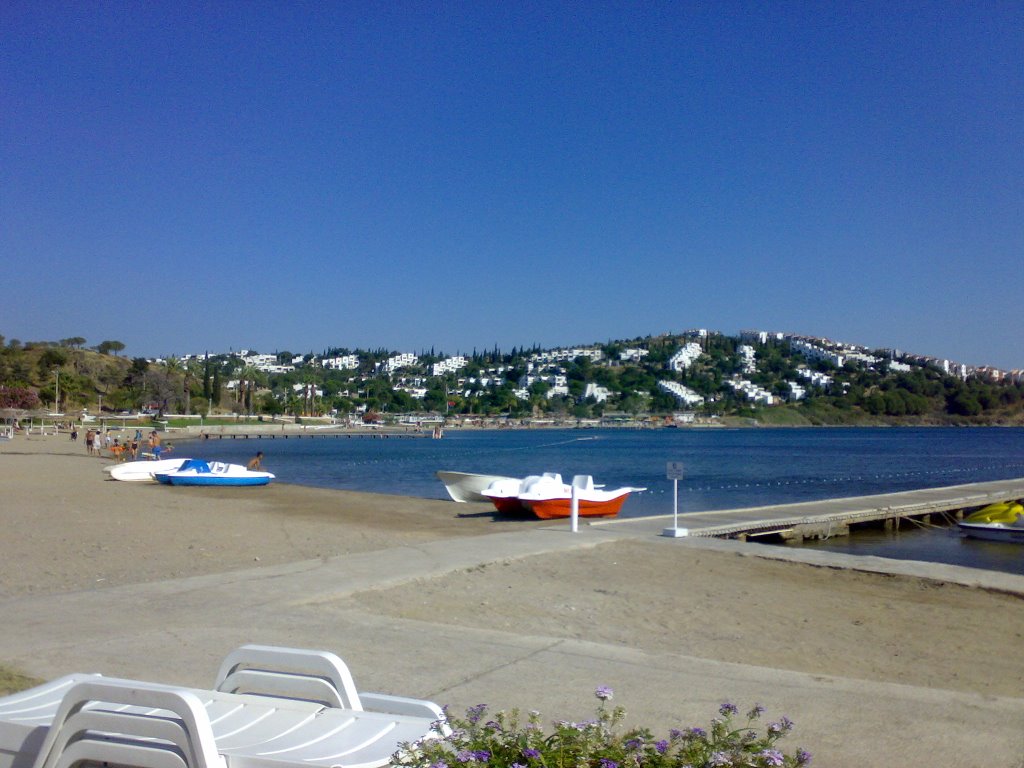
[187, 427, 1024, 575]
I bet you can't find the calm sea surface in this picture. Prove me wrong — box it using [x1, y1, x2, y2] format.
[187, 427, 1024, 575]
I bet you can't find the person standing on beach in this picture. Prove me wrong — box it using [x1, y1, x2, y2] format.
[85, 429, 94, 455]
[149, 430, 162, 460]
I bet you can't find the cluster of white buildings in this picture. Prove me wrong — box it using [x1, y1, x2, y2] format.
[322, 354, 359, 370]
[788, 338, 879, 369]
[166, 330, 1020, 415]
[529, 347, 604, 364]
[658, 380, 705, 407]
[618, 348, 649, 363]
[725, 378, 775, 405]
[432, 356, 468, 377]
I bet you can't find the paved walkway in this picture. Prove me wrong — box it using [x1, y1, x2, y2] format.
[2, 525, 1023, 768]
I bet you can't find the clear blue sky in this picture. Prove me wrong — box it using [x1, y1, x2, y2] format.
[3, 2, 1022, 369]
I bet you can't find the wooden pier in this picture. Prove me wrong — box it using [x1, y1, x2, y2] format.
[606, 478, 1024, 541]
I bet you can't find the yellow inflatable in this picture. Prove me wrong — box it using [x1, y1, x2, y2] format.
[964, 501, 1024, 524]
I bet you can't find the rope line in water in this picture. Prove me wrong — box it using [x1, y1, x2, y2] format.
[652, 461, 1024, 495]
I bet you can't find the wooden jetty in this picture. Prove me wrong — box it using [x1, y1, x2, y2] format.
[605, 478, 1024, 541]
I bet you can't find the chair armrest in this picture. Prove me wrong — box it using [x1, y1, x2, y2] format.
[358, 692, 446, 723]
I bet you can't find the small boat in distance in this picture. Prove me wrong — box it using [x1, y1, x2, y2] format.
[956, 500, 1024, 542]
[154, 459, 275, 487]
[436, 470, 517, 503]
[482, 473, 645, 520]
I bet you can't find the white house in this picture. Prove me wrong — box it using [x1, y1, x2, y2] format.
[658, 380, 705, 407]
[432, 356, 468, 376]
[383, 353, 418, 374]
[583, 382, 612, 403]
[668, 343, 703, 372]
[322, 355, 360, 370]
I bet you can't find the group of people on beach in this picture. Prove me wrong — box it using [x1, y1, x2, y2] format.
[84, 428, 170, 462]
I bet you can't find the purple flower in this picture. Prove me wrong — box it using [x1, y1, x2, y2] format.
[511, 764, 527, 768]
[465, 704, 488, 724]
[709, 752, 732, 767]
[654, 740, 669, 754]
[688, 727, 707, 739]
[624, 738, 643, 751]
[758, 749, 785, 766]
[522, 749, 541, 760]
[718, 702, 739, 717]
[747, 703, 766, 719]
[599, 760, 618, 768]
[669, 728, 683, 740]
[429, 762, 448, 768]
[796, 748, 813, 765]
[456, 750, 474, 763]
[473, 751, 490, 762]
[595, 686, 614, 701]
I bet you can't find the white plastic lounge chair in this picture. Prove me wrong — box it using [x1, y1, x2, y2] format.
[215, 645, 445, 720]
[0, 646, 445, 768]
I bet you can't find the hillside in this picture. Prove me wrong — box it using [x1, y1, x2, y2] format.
[1, 331, 1022, 426]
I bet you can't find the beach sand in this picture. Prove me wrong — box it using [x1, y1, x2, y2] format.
[3, 434, 1024, 765]
[0, 436, 542, 597]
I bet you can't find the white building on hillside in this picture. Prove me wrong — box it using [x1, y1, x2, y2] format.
[738, 345, 757, 373]
[323, 355, 360, 370]
[658, 380, 705, 407]
[432, 356, 468, 376]
[530, 347, 604, 364]
[668, 343, 703, 372]
[583, 382, 612, 403]
[726, 378, 775, 405]
[619, 348, 649, 363]
[383, 353, 418, 373]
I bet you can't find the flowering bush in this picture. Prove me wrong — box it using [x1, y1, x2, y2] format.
[394, 688, 812, 768]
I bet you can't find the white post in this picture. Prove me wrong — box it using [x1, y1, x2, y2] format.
[662, 460, 688, 538]
[673, 476, 679, 529]
[570, 482, 579, 533]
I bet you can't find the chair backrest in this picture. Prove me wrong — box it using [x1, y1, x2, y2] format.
[31, 678, 220, 768]
[215, 645, 362, 710]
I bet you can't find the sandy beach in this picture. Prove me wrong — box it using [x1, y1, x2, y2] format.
[2, 434, 1024, 766]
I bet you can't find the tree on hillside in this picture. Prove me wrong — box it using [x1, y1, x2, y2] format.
[96, 340, 126, 356]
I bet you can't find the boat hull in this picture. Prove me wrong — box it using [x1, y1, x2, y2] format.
[957, 522, 1024, 543]
[489, 496, 532, 515]
[157, 473, 272, 487]
[436, 471, 516, 503]
[154, 459, 274, 487]
[525, 494, 631, 520]
[106, 458, 190, 482]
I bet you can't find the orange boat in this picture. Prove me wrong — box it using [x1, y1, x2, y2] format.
[485, 474, 645, 520]
[481, 474, 558, 515]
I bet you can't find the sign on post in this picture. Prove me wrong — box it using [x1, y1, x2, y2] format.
[662, 461, 688, 537]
